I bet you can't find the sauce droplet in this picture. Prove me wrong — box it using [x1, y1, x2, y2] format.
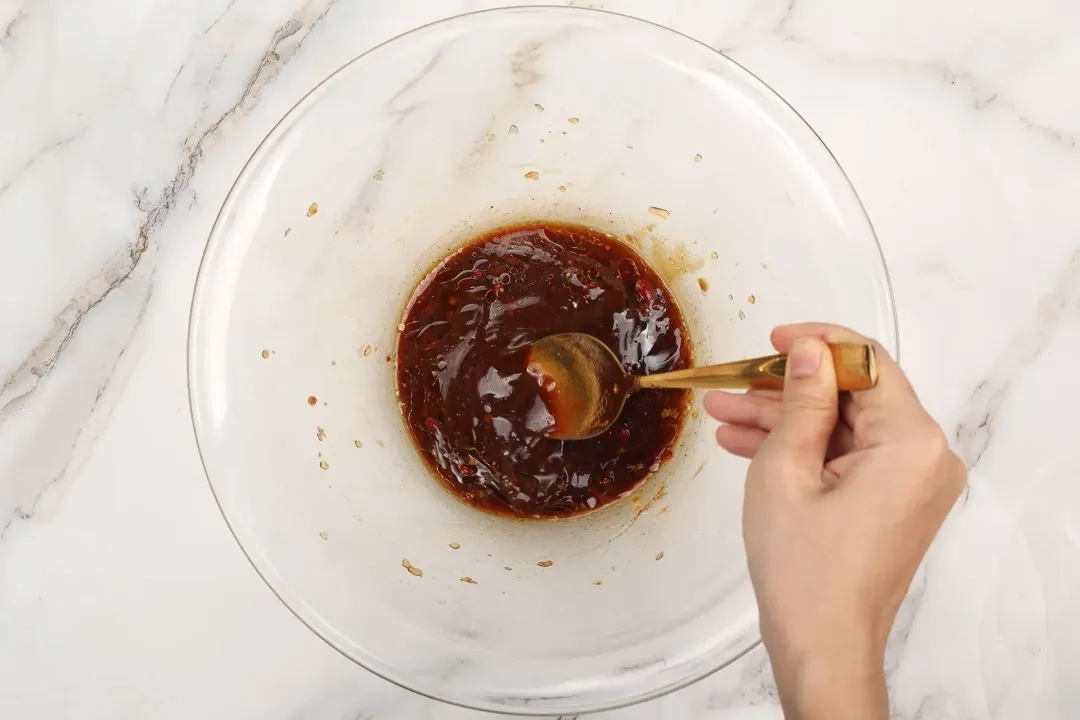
[648, 206, 670, 219]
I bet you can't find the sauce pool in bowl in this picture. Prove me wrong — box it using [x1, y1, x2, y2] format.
[395, 221, 692, 518]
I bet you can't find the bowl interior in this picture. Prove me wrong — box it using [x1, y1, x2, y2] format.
[189, 7, 896, 714]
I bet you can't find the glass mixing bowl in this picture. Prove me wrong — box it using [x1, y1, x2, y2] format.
[188, 6, 896, 715]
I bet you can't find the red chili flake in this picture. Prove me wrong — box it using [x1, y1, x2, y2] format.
[635, 278, 654, 297]
[616, 427, 631, 442]
[425, 417, 440, 431]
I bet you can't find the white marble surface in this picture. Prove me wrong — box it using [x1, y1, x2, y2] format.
[2, 0, 1079, 717]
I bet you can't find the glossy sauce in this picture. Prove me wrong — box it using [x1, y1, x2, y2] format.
[396, 222, 691, 518]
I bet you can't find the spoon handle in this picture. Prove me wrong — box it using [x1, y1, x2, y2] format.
[634, 343, 877, 391]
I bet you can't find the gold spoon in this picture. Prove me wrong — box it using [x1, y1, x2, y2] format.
[527, 332, 878, 440]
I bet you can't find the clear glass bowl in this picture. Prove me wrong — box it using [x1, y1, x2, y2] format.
[188, 7, 896, 715]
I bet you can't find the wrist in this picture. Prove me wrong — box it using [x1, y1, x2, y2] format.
[765, 625, 887, 720]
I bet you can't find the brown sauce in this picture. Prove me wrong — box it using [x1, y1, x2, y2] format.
[395, 222, 691, 518]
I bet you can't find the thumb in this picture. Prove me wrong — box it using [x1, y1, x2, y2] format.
[769, 336, 839, 468]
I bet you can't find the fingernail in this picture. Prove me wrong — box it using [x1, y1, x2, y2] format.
[789, 338, 821, 378]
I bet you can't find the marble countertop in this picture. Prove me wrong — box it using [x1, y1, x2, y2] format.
[2, 0, 1078, 717]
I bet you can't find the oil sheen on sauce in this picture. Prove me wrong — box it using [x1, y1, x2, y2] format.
[395, 222, 691, 518]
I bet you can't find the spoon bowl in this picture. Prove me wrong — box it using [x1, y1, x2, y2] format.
[527, 332, 637, 440]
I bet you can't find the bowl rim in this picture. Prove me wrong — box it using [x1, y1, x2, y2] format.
[187, 4, 898, 715]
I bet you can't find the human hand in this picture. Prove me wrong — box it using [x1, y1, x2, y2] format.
[704, 323, 966, 720]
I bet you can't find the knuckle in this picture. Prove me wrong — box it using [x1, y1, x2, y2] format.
[784, 393, 836, 416]
[919, 424, 950, 457]
[909, 424, 967, 497]
[947, 453, 969, 493]
[751, 452, 797, 485]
